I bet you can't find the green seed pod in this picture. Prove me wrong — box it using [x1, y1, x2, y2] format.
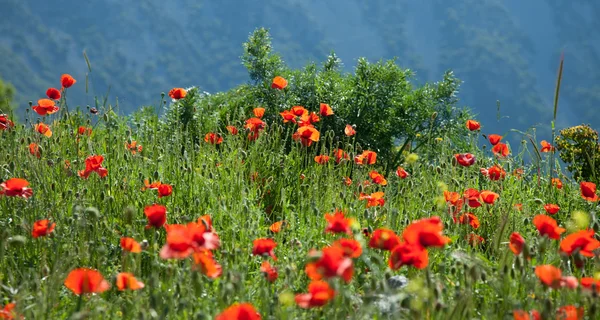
[8, 235, 26, 247]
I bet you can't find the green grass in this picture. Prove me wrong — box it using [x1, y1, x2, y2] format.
[0, 85, 599, 320]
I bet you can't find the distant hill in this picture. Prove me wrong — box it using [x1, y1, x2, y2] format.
[2, 0, 600, 135]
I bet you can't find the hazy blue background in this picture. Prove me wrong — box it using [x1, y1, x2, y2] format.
[1, 0, 599, 136]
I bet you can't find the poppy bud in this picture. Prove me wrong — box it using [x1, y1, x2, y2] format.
[51, 183, 55, 191]
[90, 107, 98, 114]
[534, 198, 544, 205]
[103, 114, 109, 122]
[8, 235, 27, 247]
[141, 240, 149, 250]
[514, 256, 522, 271]
[480, 271, 487, 282]
[469, 265, 479, 281]
[85, 207, 101, 219]
[47, 160, 54, 167]
[123, 206, 135, 225]
[435, 302, 444, 312]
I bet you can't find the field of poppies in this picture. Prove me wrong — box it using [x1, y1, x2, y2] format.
[1, 66, 599, 320]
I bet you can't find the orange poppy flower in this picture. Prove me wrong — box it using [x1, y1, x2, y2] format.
[314, 155, 330, 164]
[295, 280, 336, 308]
[466, 120, 480, 131]
[480, 165, 506, 180]
[279, 110, 297, 123]
[29, 143, 41, 158]
[402, 217, 450, 248]
[344, 124, 356, 136]
[509, 232, 525, 255]
[253, 107, 265, 118]
[192, 249, 222, 278]
[271, 76, 288, 90]
[252, 238, 277, 260]
[244, 117, 266, 138]
[292, 126, 320, 147]
[333, 238, 362, 258]
[142, 179, 162, 191]
[78, 155, 108, 179]
[299, 112, 320, 127]
[343, 176, 352, 186]
[467, 233, 485, 246]
[0, 178, 33, 198]
[116, 272, 145, 291]
[540, 140, 555, 152]
[160, 224, 194, 259]
[35, 123, 52, 137]
[514, 203, 523, 211]
[354, 150, 377, 165]
[492, 142, 510, 157]
[560, 229, 600, 257]
[64, 268, 110, 295]
[77, 126, 92, 136]
[125, 141, 143, 154]
[324, 209, 352, 235]
[552, 178, 563, 189]
[305, 246, 353, 283]
[454, 153, 476, 167]
[0, 302, 16, 319]
[46, 87, 61, 100]
[226, 125, 238, 135]
[157, 184, 173, 198]
[203, 133, 223, 145]
[396, 167, 409, 179]
[369, 228, 400, 251]
[533, 215, 565, 240]
[580, 182, 599, 201]
[168, 88, 187, 100]
[359, 191, 385, 207]
[32, 98, 60, 116]
[535, 265, 562, 288]
[265, 221, 283, 235]
[0, 114, 14, 130]
[459, 213, 480, 229]
[260, 261, 278, 282]
[319, 103, 334, 116]
[144, 204, 167, 229]
[290, 106, 308, 117]
[389, 242, 429, 270]
[216, 303, 261, 320]
[60, 74, 76, 88]
[120, 237, 142, 253]
[580, 277, 600, 293]
[369, 170, 387, 185]
[463, 189, 482, 208]
[513, 310, 541, 320]
[333, 148, 349, 164]
[480, 190, 499, 205]
[444, 191, 461, 206]
[488, 134, 502, 145]
[187, 220, 220, 251]
[543, 204, 560, 215]
[556, 305, 584, 320]
[32, 219, 55, 238]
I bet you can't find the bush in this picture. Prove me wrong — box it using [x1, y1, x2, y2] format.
[556, 124, 600, 182]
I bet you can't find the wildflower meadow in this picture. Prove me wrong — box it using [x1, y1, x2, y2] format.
[1, 30, 599, 320]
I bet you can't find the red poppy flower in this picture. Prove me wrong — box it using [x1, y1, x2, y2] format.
[513, 310, 541, 320]
[292, 126, 320, 147]
[252, 238, 277, 260]
[32, 98, 60, 116]
[454, 153, 476, 167]
[0, 178, 33, 198]
[144, 204, 167, 229]
[187, 219, 220, 251]
[314, 155, 330, 164]
[324, 209, 352, 235]
[28, 143, 41, 158]
[116, 272, 145, 291]
[369, 170, 387, 185]
[120, 237, 142, 253]
[142, 179, 162, 191]
[540, 140, 555, 152]
[359, 191, 385, 207]
[466, 120, 480, 131]
[332, 148, 349, 164]
[279, 110, 297, 123]
[533, 215, 565, 240]
[271, 76, 288, 90]
[35, 123, 52, 137]
[556, 305, 584, 320]
[0, 114, 14, 130]
[251, 107, 265, 119]
[402, 217, 450, 248]
[160, 224, 194, 259]
[78, 155, 108, 179]
[396, 167, 409, 179]
[514, 203, 523, 211]
[480, 190, 499, 205]
[295, 280, 336, 308]
[32, 219, 55, 238]
[580, 277, 600, 293]
[46, 87, 61, 100]
[260, 261, 278, 282]
[552, 178, 563, 189]
[488, 134, 502, 146]
[344, 124, 356, 136]
[168, 88, 187, 100]
[580, 182, 599, 201]
[480, 165, 506, 180]
[77, 126, 92, 136]
[369, 228, 400, 251]
[290, 106, 308, 117]
[203, 133, 223, 145]
[463, 189, 481, 208]
[60, 74, 76, 88]
[492, 142, 510, 157]
[319, 103, 334, 116]
[509, 232, 525, 255]
[343, 176, 352, 186]
[389, 242, 429, 270]
[305, 246, 353, 283]
[333, 238, 362, 258]
[560, 229, 600, 257]
[226, 125, 238, 135]
[299, 112, 320, 127]
[543, 204, 560, 215]
[467, 233, 485, 246]
[192, 249, 222, 278]
[534, 265, 562, 288]
[354, 150, 377, 165]
[245, 117, 266, 140]
[0, 302, 16, 319]
[125, 141, 143, 154]
[64, 268, 110, 295]
[459, 213, 480, 229]
[156, 184, 172, 198]
[216, 303, 261, 320]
